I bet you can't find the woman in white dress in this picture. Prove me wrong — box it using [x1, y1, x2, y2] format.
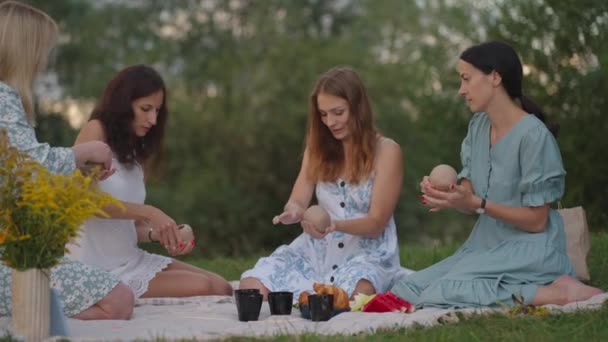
[240, 67, 408, 301]
[69, 65, 233, 298]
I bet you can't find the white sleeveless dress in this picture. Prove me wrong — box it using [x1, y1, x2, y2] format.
[68, 158, 172, 298]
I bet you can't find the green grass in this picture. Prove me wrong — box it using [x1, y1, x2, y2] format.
[184, 232, 608, 341]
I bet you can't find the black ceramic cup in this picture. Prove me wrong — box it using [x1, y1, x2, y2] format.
[236, 292, 263, 321]
[268, 291, 293, 315]
[309, 294, 334, 322]
[234, 289, 261, 313]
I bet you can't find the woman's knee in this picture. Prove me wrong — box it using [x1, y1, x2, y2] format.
[239, 277, 269, 296]
[101, 283, 135, 319]
[196, 274, 233, 296]
[239, 277, 262, 289]
[215, 278, 234, 296]
[353, 279, 376, 296]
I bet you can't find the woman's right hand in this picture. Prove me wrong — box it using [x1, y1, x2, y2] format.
[146, 206, 180, 252]
[272, 210, 303, 225]
[72, 141, 115, 180]
[300, 219, 329, 239]
[272, 206, 304, 225]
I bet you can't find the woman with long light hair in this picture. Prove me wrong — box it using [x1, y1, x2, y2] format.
[240, 67, 408, 300]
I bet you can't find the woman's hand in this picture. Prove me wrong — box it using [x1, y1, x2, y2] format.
[146, 206, 180, 252]
[272, 210, 302, 225]
[421, 182, 479, 212]
[72, 141, 115, 179]
[300, 219, 336, 239]
[170, 239, 195, 256]
[419, 176, 432, 194]
[171, 225, 196, 256]
[272, 203, 305, 225]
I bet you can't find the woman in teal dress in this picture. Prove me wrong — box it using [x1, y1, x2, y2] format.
[0, 1, 134, 319]
[391, 41, 603, 308]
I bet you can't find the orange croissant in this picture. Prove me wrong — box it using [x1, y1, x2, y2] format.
[312, 283, 350, 310]
[299, 291, 311, 306]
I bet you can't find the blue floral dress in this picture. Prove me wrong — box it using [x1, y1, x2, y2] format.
[241, 174, 404, 302]
[391, 112, 575, 308]
[0, 81, 121, 317]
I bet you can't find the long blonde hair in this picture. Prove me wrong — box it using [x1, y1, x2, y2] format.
[0, 1, 58, 123]
[306, 67, 377, 184]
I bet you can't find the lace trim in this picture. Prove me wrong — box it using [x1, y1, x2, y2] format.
[121, 254, 173, 298]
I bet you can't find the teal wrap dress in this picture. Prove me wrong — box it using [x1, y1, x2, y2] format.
[391, 112, 575, 308]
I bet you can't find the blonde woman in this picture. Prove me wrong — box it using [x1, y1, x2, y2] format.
[0, 1, 134, 319]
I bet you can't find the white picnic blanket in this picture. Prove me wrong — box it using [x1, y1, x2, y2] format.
[1, 292, 607, 341]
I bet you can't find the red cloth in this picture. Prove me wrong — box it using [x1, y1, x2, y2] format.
[362, 291, 414, 313]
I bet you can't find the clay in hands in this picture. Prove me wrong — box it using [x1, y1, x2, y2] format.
[303, 205, 331, 233]
[429, 164, 457, 191]
[178, 224, 194, 243]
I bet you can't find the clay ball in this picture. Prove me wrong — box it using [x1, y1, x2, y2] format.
[303, 205, 331, 233]
[178, 224, 195, 242]
[429, 164, 458, 191]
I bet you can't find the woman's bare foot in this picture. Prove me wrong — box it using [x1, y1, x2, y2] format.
[532, 275, 603, 306]
[534, 275, 604, 306]
[553, 275, 604, 303]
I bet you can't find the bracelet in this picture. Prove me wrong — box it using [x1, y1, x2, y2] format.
[148, 227, 156, 242]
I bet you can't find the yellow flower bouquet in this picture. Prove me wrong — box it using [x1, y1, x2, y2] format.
[0, 130, 119, 270]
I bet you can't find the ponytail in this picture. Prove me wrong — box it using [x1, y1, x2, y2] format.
[520, 95, 559, 138]
[460, 42, 559, 138]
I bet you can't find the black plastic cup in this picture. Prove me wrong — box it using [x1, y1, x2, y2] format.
[268, 291, 293, 315]
[309, 294, 334, 321]
[234, 289, 261, 311]
[236, 292, 263, 321]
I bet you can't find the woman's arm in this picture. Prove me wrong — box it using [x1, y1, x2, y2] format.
[422, 122, 561, 234]
[455, 178, 476, 215]
[76, 120, 138, 219]
[422, 184, 549, 233]
[272, 149, 316, 225]
[135, 219, 153, 242]
[0, 86, 76, 174]
[421, 176, 476, 214]
[0, 88, 113, 176]
[75, 120, 181, 248]
[74, 119, 107, 145]
[482, 198, 549, 233]
[331, 139, 404, 239]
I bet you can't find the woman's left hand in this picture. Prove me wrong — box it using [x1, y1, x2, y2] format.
[301, 220, 337, 239]
[421, 183, 477, 212]
[168, 239, 195, 256]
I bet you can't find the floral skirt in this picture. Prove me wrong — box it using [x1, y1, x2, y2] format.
[0, 257, 120, 317]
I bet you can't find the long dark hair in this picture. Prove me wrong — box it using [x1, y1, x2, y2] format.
[460, 41, 558, 137]
[90, 65, 168, 172]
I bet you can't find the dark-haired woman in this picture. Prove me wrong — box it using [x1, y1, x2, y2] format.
[391, 42, 603, 308]
[69, 65, 232, 298]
